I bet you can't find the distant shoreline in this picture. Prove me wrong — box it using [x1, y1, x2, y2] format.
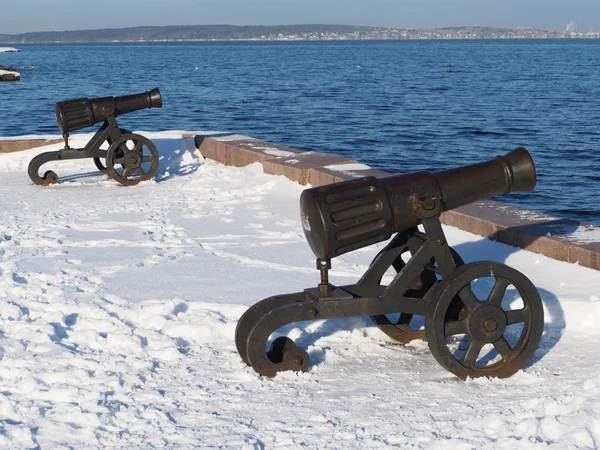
[1, 24, 598, 44]
[3, 37, 600, 45]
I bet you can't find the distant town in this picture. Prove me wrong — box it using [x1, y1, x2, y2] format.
[265, 27, 600, 41]
[1, 25, 599, 44]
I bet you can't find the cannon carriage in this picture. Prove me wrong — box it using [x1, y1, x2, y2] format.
[235, 148, 545, 380]
[28, 88, 163, 186]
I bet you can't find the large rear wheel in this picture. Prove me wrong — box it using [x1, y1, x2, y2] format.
[106, 133, 159, 186]
[425, 261, 544, 379]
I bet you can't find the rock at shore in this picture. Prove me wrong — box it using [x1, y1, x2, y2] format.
[0, 65, 20, 82]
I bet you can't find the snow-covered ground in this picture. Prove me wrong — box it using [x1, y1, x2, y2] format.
[0, 132, 599, 449]
[0, 47, 19, 53]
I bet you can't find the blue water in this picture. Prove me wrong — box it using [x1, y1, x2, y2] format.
[1, 41, 599, 225]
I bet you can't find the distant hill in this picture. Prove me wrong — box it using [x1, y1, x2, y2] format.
[0, 24, 597, 43]
[0, 25, 380, 43]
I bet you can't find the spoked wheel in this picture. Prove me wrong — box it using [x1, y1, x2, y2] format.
[425, 261, 544, 379]
[106, 133, 159, 186]
[93, 128, 131, 174]
[370, 246, 464, 343]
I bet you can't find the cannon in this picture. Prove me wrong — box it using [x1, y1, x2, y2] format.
[235, 148, 545, 380]
[28, 88, 163, 186]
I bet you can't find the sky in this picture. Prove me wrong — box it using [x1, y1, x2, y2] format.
[1, 0, 599, 34]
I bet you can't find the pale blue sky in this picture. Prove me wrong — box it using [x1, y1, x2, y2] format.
[1, 0, 599, 34]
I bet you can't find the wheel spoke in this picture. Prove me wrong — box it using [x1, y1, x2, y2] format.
[462, 340, 483, 368]
[136, 167, 146, 176]
[114, 158, 124, 165]
[122, 167, 134, 178]
[488, 277, 510, 306]
[142, 155, 154, 163]
[505, 308, 528, 325]
[458, 285, 479, 310]
[445, 320, 467, 336]
[134, 141, 143, 154]
[424, 264, 442, 275]
[493, 336, 513, 358]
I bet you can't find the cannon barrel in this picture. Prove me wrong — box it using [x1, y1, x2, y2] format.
[55, 88, 162, 134]
[300, 147, 536, 260]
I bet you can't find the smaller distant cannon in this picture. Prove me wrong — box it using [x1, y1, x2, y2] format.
[28, 88, 163, 186]
[236, 148, 545, 380]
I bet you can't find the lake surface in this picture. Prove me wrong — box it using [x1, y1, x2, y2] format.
[1, 40, 599, 225]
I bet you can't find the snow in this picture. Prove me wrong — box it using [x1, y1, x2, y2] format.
[324, 163, 372, 171]
[211, 133, 258, 142]
[569, 225, 600, 244]
[542, 224, 600, 244]
[250, 145, 298, 158]
[0, 132, 599, 448]
[0, 47, 19, 53]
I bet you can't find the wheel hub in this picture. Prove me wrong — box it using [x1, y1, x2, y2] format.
[467, 304, 507, 343]
[124, 151, 142, 169]
[484, 318, 498, 332]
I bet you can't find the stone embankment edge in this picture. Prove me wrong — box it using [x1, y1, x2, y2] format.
[0, 138, 63, 153]
[2, 134, 598, 271]
[191, 133, 600, 271]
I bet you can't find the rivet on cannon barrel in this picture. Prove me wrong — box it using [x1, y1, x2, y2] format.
[28, 88, 163, 186]
[235, 148, 544, 380]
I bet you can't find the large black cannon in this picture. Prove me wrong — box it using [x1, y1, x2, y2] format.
[235, 148, 545, 380]
[28, 88, 163, 186]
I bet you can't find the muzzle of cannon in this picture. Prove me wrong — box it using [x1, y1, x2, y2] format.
[236, 147, 544, 381]
[28, 88, 163, 186]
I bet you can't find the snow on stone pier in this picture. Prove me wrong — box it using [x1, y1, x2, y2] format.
[0, 47, 21, 81]
[0, 69, 20, 82]
[0, 132, 599, 448]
